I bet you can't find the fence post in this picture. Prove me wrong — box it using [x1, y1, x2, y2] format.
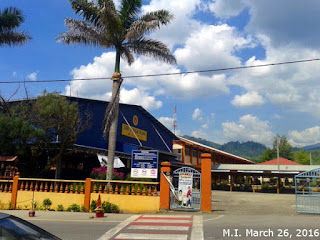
[11, 173, 20, 210]
[160, 161, 171, 210]
[84, 178, 92, 212]
[201, 153, 212, 212]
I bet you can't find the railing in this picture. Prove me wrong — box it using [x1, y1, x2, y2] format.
[18, 178, 86, 194]
[0, 180, 13, 193]
[91, 180, 159, 196]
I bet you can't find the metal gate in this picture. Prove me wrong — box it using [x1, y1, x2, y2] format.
[170, 167, 201, 210]
[295, 168, 320, 214]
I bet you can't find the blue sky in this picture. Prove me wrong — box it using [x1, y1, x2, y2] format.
[2, 0, 320, 147]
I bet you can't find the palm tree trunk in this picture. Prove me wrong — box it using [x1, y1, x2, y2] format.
[106, 51, 121, 180]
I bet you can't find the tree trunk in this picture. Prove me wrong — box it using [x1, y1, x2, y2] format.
[106, 51, 121, 181]
[106, 77, 120, 180]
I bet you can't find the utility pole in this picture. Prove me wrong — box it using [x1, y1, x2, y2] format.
[276, 134, 280, 172]
[173, 105, 177, 135]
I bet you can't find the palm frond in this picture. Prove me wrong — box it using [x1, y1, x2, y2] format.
[0, 7, 24, 32]
[0, 31, 31, 47]
[98, 0, 120, 36]
[120, 46, 135, 65]
[126, 38, 176, 64]
[69, 0, 100, 26]
[125, 10, 174, 41]
[119, 0, 141, 30]
[56, 18, 110, 47]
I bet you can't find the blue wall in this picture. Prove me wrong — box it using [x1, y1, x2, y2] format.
[69, 97, 176, 154]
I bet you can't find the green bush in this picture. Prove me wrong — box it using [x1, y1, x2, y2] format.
[111, 203, 120, 213]
[90, 200, 97, 212]
[57, 204, 64, 211]
[81, 205, 87, 212]
[67, 204, 80, 212]
[102, 201, 112, 213]
[43, 198, 52, 210]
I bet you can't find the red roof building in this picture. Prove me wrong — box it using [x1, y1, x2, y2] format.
[258, 157, 301, 165]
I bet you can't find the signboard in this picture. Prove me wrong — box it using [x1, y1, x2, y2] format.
[131, 150, 158, 178]
[178, 173, 193, 207]
[122, 124, 147, 141]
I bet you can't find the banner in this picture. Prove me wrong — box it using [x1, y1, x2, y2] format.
[178, 172, 193, 208]
[97, 154, 125, 168]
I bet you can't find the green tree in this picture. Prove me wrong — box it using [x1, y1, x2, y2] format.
[0, 7, 31, 46]
[272, 135, 293, 160]
[259, 148, 277, 163]
[31, 91, 87, 179]
[294, 149, 310, 165]
[57, 0, 176, 180]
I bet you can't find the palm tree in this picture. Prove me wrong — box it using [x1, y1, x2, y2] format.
[0, 7, 31, 46]
[57, 0, 176, 180]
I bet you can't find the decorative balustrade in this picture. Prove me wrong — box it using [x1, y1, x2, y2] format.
[0, 180, 13, 193]
[18, 178, 86, 194]
[91, 180, 159, 197]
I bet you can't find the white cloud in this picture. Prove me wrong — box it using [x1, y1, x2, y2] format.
[191, 130, 210, 140]
[288, 126, 320, 147]
[192, 108, 201, 120]
[273, 114, 282, 119]
[27, 72, 37, 81]
[231, 91, 265, 107]
[12, 72, 16, 77]
[202, 123, 209, 129]
[222, 115, 274, 145]
[120, 88, 162, 110]
[208, 0, 246, 19]
[158, 117, 173, 130]
[174, 24, 254, 71]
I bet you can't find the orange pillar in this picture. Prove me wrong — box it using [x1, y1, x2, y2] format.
[160, 161, 171, 210]
[201, 153, 212, 212]
[11, 174, 19, 210]
[84, 178, 92, 212]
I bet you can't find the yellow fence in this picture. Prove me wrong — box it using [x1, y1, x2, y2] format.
[0, 177, 160, 213]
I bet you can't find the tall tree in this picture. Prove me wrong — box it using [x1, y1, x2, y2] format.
[0, 7, 31, 46]
[272, 134, 293, 160]
[57, 0, 176, 180]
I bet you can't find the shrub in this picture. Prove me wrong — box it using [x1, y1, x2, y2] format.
[43, 198, 52, 210]
[111, 203, 120, 213]
[57, 204, 64, 211]
[81, 205, 88, 212]
[102, 201, 112, 213]
[90, 167, 124, 180]
[90, 200, 97, 212]
[67, 204, 80, 212]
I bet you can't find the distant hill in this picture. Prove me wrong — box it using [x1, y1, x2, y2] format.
[181, 135, 266, 158]
[303, 143, 320, 150]
[181, 135, 221, 149]
[220, 141, 266, 158]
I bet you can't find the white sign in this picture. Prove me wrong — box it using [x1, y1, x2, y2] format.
[131, 150, 158, 178]
[97, 154, 125, 168]
[178, 173, 193, 208]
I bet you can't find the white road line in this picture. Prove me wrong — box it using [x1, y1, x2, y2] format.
[25, 218, 123, 223]
[136, 219, 191, 223]
[140, 215, 192, 218]
[127, 225, 189, 231]
[202, 215, 225, 222]
[115, 233, 188, 240]
[191, 216, 203, 240]
[97, 215, 140, 240]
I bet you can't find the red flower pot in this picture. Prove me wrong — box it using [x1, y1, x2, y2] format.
[95, 210, 104, 218]
[29, 210, 35, 217]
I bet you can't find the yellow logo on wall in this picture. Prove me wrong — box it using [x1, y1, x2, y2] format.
[122, 124, 147, 141]
[133, 115, 138, 126]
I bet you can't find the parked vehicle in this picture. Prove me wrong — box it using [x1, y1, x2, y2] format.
[0, 212, 61, 240]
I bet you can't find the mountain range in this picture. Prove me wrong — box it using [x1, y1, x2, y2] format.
[182, 135, 320, 158]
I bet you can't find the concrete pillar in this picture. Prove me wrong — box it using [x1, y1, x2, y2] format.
[11, 174, 19, 210]
[84, 178, 92, 211]
[201, 153, 211, 212]
[160, 162, 171, 210]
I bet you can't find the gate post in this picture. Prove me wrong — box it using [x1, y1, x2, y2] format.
[201, 153, 212, 212]
[160, 161, 171, 210]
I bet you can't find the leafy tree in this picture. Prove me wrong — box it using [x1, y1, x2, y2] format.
[57, 0, 176, 180]
[272, 135, 293, 160]
[259, 148, 277, 163]
[0, 7, 31, 46]
[294, 149, 310, 165]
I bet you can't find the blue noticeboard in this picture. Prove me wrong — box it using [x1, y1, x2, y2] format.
[131, 150, 158, 178]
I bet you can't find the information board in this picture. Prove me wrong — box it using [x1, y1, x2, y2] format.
[131, 150, 158, 178]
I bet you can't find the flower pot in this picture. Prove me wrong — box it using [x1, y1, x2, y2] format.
[29, 210, 35, 217]
[95, 210, 104, 218]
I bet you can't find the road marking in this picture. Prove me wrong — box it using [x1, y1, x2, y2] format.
[97, 215, 139, 240]
[115, 233, 188, 239]
[202, 215, 224, 222]
[25, 218, 123, 223]
[191, 216, 203, 240]
[134, 219, 192, 223]
[127, 225, 190, 231]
